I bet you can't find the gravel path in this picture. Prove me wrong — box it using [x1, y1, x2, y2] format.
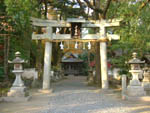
[35, 76, 150, 113]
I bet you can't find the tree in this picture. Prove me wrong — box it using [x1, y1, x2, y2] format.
[106, 0, 150, 74]
[0, 0, 15, 80]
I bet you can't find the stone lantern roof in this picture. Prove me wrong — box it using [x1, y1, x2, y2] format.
[8, 51, 25, 64]
[128, 52, 145, 64]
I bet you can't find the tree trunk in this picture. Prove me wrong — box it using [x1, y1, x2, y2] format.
[4, 36, 9, 80]
[36, 1, 43, 78]
[95, 42, 101, 86]
[94, 0, 101, 87]
[36, 40, 43, 78]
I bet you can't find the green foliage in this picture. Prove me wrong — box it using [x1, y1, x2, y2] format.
[79, 51, 95, 75]
[106, 0, 150, 73]
[51, 0, 87, 19]
[5, 0, 38, 30]
[4, 0, 39, 64]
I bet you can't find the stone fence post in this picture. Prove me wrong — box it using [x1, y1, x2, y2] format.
[122, 74, 127, 99]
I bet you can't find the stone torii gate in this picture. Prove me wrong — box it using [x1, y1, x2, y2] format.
[31, 17, 120, 91]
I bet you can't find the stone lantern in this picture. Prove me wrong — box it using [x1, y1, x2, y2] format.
[9, 51, 26, 87]
[127, 52, 146, 96]
[3, 52, 30, 102]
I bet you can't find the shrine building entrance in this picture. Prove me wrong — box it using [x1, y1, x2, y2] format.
[31, 17, 120, 91]
[61, 53, 83, 76]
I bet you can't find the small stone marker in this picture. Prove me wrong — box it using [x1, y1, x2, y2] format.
[122, 74, 127, 100]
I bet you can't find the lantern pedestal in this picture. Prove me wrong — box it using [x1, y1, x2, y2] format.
[127, 70, 146, 97]
[3, 70, 30, 102]
[4, 86, 31, 102]
[12, 70, 24, 87]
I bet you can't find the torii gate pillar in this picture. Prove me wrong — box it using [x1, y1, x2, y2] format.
[100, 27, 108, 89]
[42, 27, 52, 90]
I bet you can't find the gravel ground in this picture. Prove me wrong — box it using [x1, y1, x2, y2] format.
[35, 76, 150, 113]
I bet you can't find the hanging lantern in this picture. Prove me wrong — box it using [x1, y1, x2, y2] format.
[88, 42, 91, 50]
[60, 41, 64, 50]
[75, 42, 78, 49]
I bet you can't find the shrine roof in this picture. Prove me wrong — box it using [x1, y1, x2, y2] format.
[61, 53, 83, 63]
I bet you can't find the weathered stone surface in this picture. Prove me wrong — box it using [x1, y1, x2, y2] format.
[127, 86, 146, 96]
[129, 79, 141, 86]
[122, 75, 127, 99]
[113, 68, 120, 79]
[43, 41, 52, 90]
[12, 70, 24, 87]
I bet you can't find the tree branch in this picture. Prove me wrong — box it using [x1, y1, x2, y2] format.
[76, 0, 86, 15]
[139, 0, 150, 10]
[77, 0, 84, 9]
[103, 0, 112, 19]
[83, 0, 103, 14]
[44, 0, 48, 19]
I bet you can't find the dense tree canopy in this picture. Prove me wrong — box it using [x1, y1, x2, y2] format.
[0, 0, 150, 79]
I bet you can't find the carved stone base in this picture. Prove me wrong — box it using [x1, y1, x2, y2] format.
[3, 86, 30, 102]
[129, 79, 141, 86]
[127, 85, 146, 97]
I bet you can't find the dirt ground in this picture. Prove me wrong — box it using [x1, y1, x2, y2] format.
[0, 89, 51, 113]
[0, 77, 150, 113]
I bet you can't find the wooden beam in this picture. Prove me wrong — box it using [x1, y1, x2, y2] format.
[82, 34, 99, 39]
[52, 34, 100, 40]
[101, 21, 120, 27]
[45, 38, 108, 42]
[82, 24, 100, 28]
[52, 34, 71, 39]
[31, 17, 121, 28]
[32, 33, 120, 41]
[32, 33, 50, 40]
[31, 17, 71, 27]
[32, 22, 71, 27]
[31, 17, 57, 23]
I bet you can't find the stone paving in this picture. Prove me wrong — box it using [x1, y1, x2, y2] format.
[35, 76, 150, 113]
